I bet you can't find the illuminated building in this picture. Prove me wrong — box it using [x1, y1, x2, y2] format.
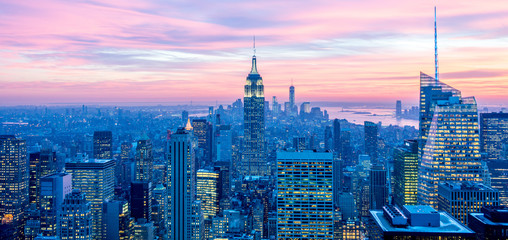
[29, 150, 57, 207]
[40, 173, 72, 236]
[192, 119, 213, 164]
[168, 127, 196, 240]
[480, 112, 508, 161]
[276, 150, 334, 240]
[152, 184, 168, 238]
[103, 199, 133, 240]
[216, 125, 232, 163]
[486, 159, 508, 206]
[438, 182, 499, 224]
[417, 91, 486, 209]
[196, 169, 219, 220]
[133, 219, 154, 240]
[0, 135, 28, 239]
[364, 121, 378, 163]
[135, 137, 153, 182]
[369, 205, 475, 240]
[65, 159, 115, 240]
[93, 131, 112, 159]
[57, 190, 93, 240]
[242, 51, 267, 176]
[393, 140, 418, 207]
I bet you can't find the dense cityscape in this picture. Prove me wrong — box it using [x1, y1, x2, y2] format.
[1, 3, 508, 240]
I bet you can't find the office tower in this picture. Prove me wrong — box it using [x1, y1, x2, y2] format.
[216, 125, 232, 163]
[196, 169, 219, 220]
[393, 139, 418, 207]
[369, 205, 474, 240]
[289, 84, 295, 109]
[292, 137, 306, 151]
[417, 87, 485, 209]
[486, 159, 508, 205]
[58, 190, 93, 240]
[480, 112, 508, 161]
[333, 119, 341, 155]
[324, 126, 332, 151]
[370, 165, 388, 210]
[103, 199, 133, 240]
[277, 151, 334, 240]
[192, 119, 213, 164]
[29, 150, 57, 207]
[364, 121, 378, 163]
[333, 159, 342, 205]
[40, 173, 72, 236]
[396, 100, 402, 118]
[242, 52, 267, 176]
[133, 219, 154, 240]
[341, 130, 353, 166]
[152, 184, 168, 238]
[438, 182, 499, 224]
[130, 181, 152, 222]
[337, 192, 357, 219]
[252, 199, 264, 235]
[468, 206, 508, 240]
[65, 159, 115, 240]
[24, 205, 41, 240]
[0, 135, 28, 239]
[93, 131, 112, 159]
[191, 201, 204, 240]
[271, 96, 279, 116]
[135, 137, 153, 182]
[168, 128, 196, 240]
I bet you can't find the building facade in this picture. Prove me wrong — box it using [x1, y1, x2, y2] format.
[393, 139, 418, 207]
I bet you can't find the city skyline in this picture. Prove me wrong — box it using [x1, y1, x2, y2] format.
[1, 1, 508, 106]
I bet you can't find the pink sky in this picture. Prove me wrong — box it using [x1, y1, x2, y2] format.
[1, 0, 508, 106]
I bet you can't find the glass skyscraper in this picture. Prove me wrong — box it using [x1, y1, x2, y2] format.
[242, 54, 267, 176]
[393, 139, 418, 207]
[480, 112, 508, 161]
[417, 73, 486, 209]
[93, 131, 112, 160]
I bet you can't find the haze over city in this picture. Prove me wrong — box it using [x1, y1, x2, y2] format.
[1, 0, 508, 106]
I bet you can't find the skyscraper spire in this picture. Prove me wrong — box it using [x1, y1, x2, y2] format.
[250, 36, 258, 74]
[253, 35, 256, 56]
[434, 6, 439, 82]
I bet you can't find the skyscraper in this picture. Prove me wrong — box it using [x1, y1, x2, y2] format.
[29, 150, 57, 208]
[0, 135, 28, 239]
[393, 139, 418, 207]
[277, 150, 334, 240]
[65, 159, 115, 240]
[196, 169, 219, 220]
[364, 121, 378, 163]
[103, 199, 133, 240]
[93, 131, 112, 159]
[242, 52, 267, 176]
[40, 173, 72, 236]
[480, 112, 508, 161]
[333, 119, 341, 156]
[168, 128, 196, 240]
[369, 165, 388, 210]
[130, 181, 152, 222]
[417, 83, 486, 208]
[192, 119, 213, 164]
[324, 126, 332, 151]
[396, 100, 402, 118]
[57, 190, 93, 240]
[135, 137, 153, 182]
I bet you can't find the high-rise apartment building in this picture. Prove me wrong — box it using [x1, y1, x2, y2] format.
[65, 159, 115, 240]
[480, 112, 508, 161]
[276, 150, 334, 240]
[0, 135, 28, 239]
[57, 190, 93, 240]
[393, 139, 418, 207]
[242, 53, 267, 176]
[93, 131, 112, 159]
[438, 182, 499, 224]
[40, 173, 72, 236]
[364, 121, 378, 163]
[168, 128, 196, 240]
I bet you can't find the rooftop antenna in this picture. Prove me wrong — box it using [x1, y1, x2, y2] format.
[291, 78, 293, 86]
[434, 6, 439, 83]
[253, 35, 256, 56]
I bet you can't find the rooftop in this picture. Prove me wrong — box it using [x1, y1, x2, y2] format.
[370, 210, 473, 234]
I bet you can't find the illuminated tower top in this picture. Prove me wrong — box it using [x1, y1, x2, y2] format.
[434, 6, 439, 82]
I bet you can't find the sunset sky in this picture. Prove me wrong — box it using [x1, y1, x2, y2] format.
[1, 0, 507, 106]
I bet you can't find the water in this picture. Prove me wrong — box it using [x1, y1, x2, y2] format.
[323, 106, 419, 128]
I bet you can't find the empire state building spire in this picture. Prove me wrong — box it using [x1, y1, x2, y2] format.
[250, 36, 258, 74]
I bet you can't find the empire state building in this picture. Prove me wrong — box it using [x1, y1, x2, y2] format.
[242, 54, 267, 176]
